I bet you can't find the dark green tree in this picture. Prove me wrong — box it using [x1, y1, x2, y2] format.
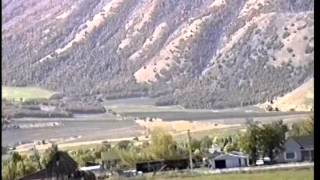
[12, 152, 26, 176]
[41, 143, 58, 168]
[289, 115, 313, 137]
[239, 122, 261, 164]
[116, 140, 132, 150]
[199, 136, 213, 153]
[149, 128, 178, 160]
[259, 120, 288, 162]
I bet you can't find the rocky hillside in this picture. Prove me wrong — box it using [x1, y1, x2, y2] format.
[259, 78, 314, 112]
[2, 0, 314, 109]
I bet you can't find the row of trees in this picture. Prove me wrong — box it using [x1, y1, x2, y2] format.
[240, 115, 314, 163]
[239, 120, 288, 163]
[2, 116, 313, 179]
[2, 144, 59, 180]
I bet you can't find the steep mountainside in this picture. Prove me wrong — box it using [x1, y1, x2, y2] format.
[260, 78, 313, 112]
[2, 0, 314, 109]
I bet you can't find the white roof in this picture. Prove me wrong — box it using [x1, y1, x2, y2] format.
[79, 165, 102, 171]
[214, 153, 248, 160]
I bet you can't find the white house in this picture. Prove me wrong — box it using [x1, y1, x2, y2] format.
[209, 152, 249, 169]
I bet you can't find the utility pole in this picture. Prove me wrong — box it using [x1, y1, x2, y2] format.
[187, 129, 193, 173]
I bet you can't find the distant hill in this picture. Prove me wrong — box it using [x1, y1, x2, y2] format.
[2, 0, 314, 109]
[271, 78, 313, 112]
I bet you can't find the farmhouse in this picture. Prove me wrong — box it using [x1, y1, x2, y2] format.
[277, 135, 314, 163]
[208, 152, 249, 169]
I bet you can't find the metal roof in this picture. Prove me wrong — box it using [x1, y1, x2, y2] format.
[80, 165, 102, 171]
[214, 153, 248, 160]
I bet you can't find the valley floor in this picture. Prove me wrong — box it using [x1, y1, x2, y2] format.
[6, 111, 311, 153]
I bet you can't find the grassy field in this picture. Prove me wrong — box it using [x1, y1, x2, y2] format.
[151, 168, 313, 180]
[2, 86, 56, 101]
[175, 126, 243, 141]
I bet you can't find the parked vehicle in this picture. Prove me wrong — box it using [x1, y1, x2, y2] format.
[256, 159, 264, 166]
[256, 157, 271, 166]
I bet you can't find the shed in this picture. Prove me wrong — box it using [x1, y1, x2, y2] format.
[209, 152, 249, 169]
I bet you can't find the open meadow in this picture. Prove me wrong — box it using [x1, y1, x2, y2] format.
[2, 86, 56, 101]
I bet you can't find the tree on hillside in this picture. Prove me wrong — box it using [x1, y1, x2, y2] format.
[21, 159, 37, 177]
[117, 148, 139, 168]
[213, 136, 231, 152]
[224, 135, 241, 153]
[258, 120, 288, 162]
[290, 115, 314, 136]
[2, 152, 38, 180]
[240, 120, 288, 164]
[2, 161, 17, 180]
[102, 141, 112, 151]
[40, 143, 58, 168]
[116, 140, 132, 150]
[31, 147, 42, 170]
[302, 115, 314, 135]
[239, 122, 261, 164]
[149, 128, 178, 160]
[12, 152, 26, 176]
[190, 139, 201, 152]
[199, 136, 213, 153]
[2, 152, 23, 180]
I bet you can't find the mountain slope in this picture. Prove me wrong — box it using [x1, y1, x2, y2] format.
[2, 0, 314, 109]
[263, 78, 313, 112]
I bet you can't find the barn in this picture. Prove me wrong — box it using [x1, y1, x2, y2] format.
[209, 152, 249, 169]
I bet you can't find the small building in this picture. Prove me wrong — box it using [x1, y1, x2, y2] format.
[278, 135, 314, 163]
[208, 152, 249, 169]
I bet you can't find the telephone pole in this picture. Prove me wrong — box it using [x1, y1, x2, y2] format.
[187, 129, 193, 173]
